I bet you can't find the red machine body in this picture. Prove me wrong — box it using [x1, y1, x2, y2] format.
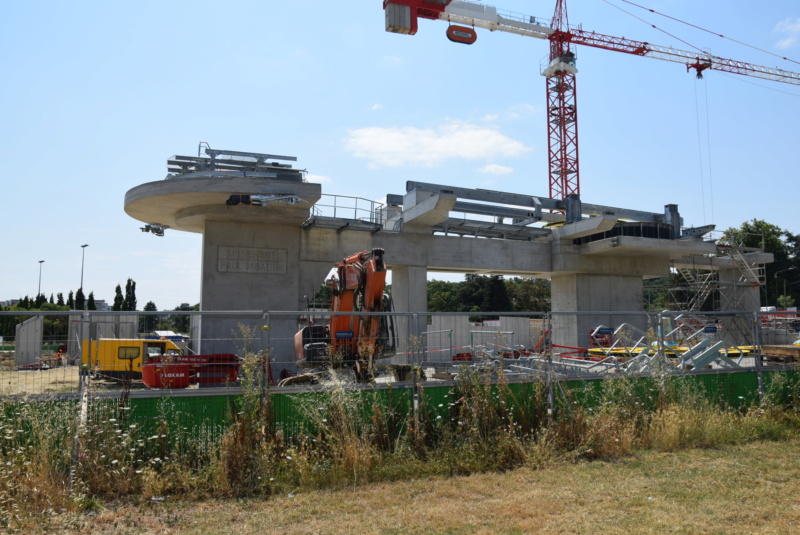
[141, 353, 241, 389]
[294, 248, 396, 373]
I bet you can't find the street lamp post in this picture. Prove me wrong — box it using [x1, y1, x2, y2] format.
[789, 280, 800, 300]
[80, 244, 89, 310]
[37, 260, 45, 298]
[774, 266, 799, 308]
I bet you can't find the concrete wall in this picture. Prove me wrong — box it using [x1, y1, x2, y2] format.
[14, 316, 43, 366]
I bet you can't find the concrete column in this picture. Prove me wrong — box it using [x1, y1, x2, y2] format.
[550, 273, 646, 349]
[198, 220, 304, 377]
[718, 268, 762, 312]
[718, 267, 762, 345]
[390, 264, 428, 364]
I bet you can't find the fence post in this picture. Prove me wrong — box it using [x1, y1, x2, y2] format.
[260, 312, 271, 402]
[69, 312, 91, 495]
[752, 312, 765, 403]
[412, 313, 420, 425]
[545, 312, 554, 418]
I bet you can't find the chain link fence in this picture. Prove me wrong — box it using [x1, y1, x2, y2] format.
[0, 309, 797, 397]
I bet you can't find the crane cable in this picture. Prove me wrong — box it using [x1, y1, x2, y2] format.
[704, 79, 715, 225]
[693, 78, 715, 225]
[599, 0, 704, 54]
[609, 0, 800, 67]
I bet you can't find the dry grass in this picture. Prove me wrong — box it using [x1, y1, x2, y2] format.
[0, 365, 81, 395]
[5, 369, 800, 533]
[42, 437, 800, 534]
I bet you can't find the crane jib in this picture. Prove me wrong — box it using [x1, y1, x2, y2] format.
[383, 0, 800, 199]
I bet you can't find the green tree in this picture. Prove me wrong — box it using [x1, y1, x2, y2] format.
[75, 288, 86, 311]
[87, 292, 96, 311]
[427, 279, 460, 312]
[113, 285, 124, 311]
[309, 284, 333, 309]
[458, 274, 511, 315]
[171, 303, 197, 334]
[505, 277, 551, 313]
[123, 278, 137, 311]
[778, 294, 796, 309]
[141, 301, 158, 333]
[67, 291, 74, 310]
[722, 219, 795, 306]
[56, 293, 65, 306]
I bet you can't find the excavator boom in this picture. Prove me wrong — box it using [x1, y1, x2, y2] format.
[294, 248, 396, 373]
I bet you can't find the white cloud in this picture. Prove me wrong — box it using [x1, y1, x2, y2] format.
[483, 104, 537, 122]
[306, 174, 332, 184]
[371, 103, 383, 111]
[344, 121, 531, 168]
[506, 103, 537, 119]
[381, 55, 404, 65]
[774, 17, 800, 48]
[478, 163, 514, 176]
[775, 17, 800, 33]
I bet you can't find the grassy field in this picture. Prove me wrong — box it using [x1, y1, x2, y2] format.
[45, 437, 800, 534]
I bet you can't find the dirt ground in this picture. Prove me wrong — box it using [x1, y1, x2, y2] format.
[0, 362, 81, 395]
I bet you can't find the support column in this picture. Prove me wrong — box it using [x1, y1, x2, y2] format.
[718, 267, 762, 346]
[199, 220, 303, 378]
[390, 265, 428, 365]
[550, 273, 645, 349]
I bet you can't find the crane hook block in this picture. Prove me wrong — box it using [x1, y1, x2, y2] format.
[447, 25, 477, 45]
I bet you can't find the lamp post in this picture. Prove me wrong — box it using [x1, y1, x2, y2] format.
[80, 244, 89, 310]
[789, 280, 800, 301]
[37, 260, 45, 298]
[774, 266, 798, 308]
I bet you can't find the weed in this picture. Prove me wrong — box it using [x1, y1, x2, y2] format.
[4, 367, 800, 528]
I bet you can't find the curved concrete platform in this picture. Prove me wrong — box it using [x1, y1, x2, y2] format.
[125, 176, 321, 233]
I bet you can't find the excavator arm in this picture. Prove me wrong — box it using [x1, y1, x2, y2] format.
[294, 249, 396, 376]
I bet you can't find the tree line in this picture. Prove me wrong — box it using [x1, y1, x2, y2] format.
[0, 277, 200, 340]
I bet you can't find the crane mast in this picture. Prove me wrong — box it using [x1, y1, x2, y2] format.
[384, 0, 800, 200]
[545, 0, 580, 199]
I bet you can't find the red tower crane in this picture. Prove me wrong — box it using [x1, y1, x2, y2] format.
[383, 0, 800, 200]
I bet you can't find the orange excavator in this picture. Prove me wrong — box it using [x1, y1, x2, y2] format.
[294, 248, 397, 380]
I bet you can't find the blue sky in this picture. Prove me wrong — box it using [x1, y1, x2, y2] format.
[1, 0, 798, 309]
